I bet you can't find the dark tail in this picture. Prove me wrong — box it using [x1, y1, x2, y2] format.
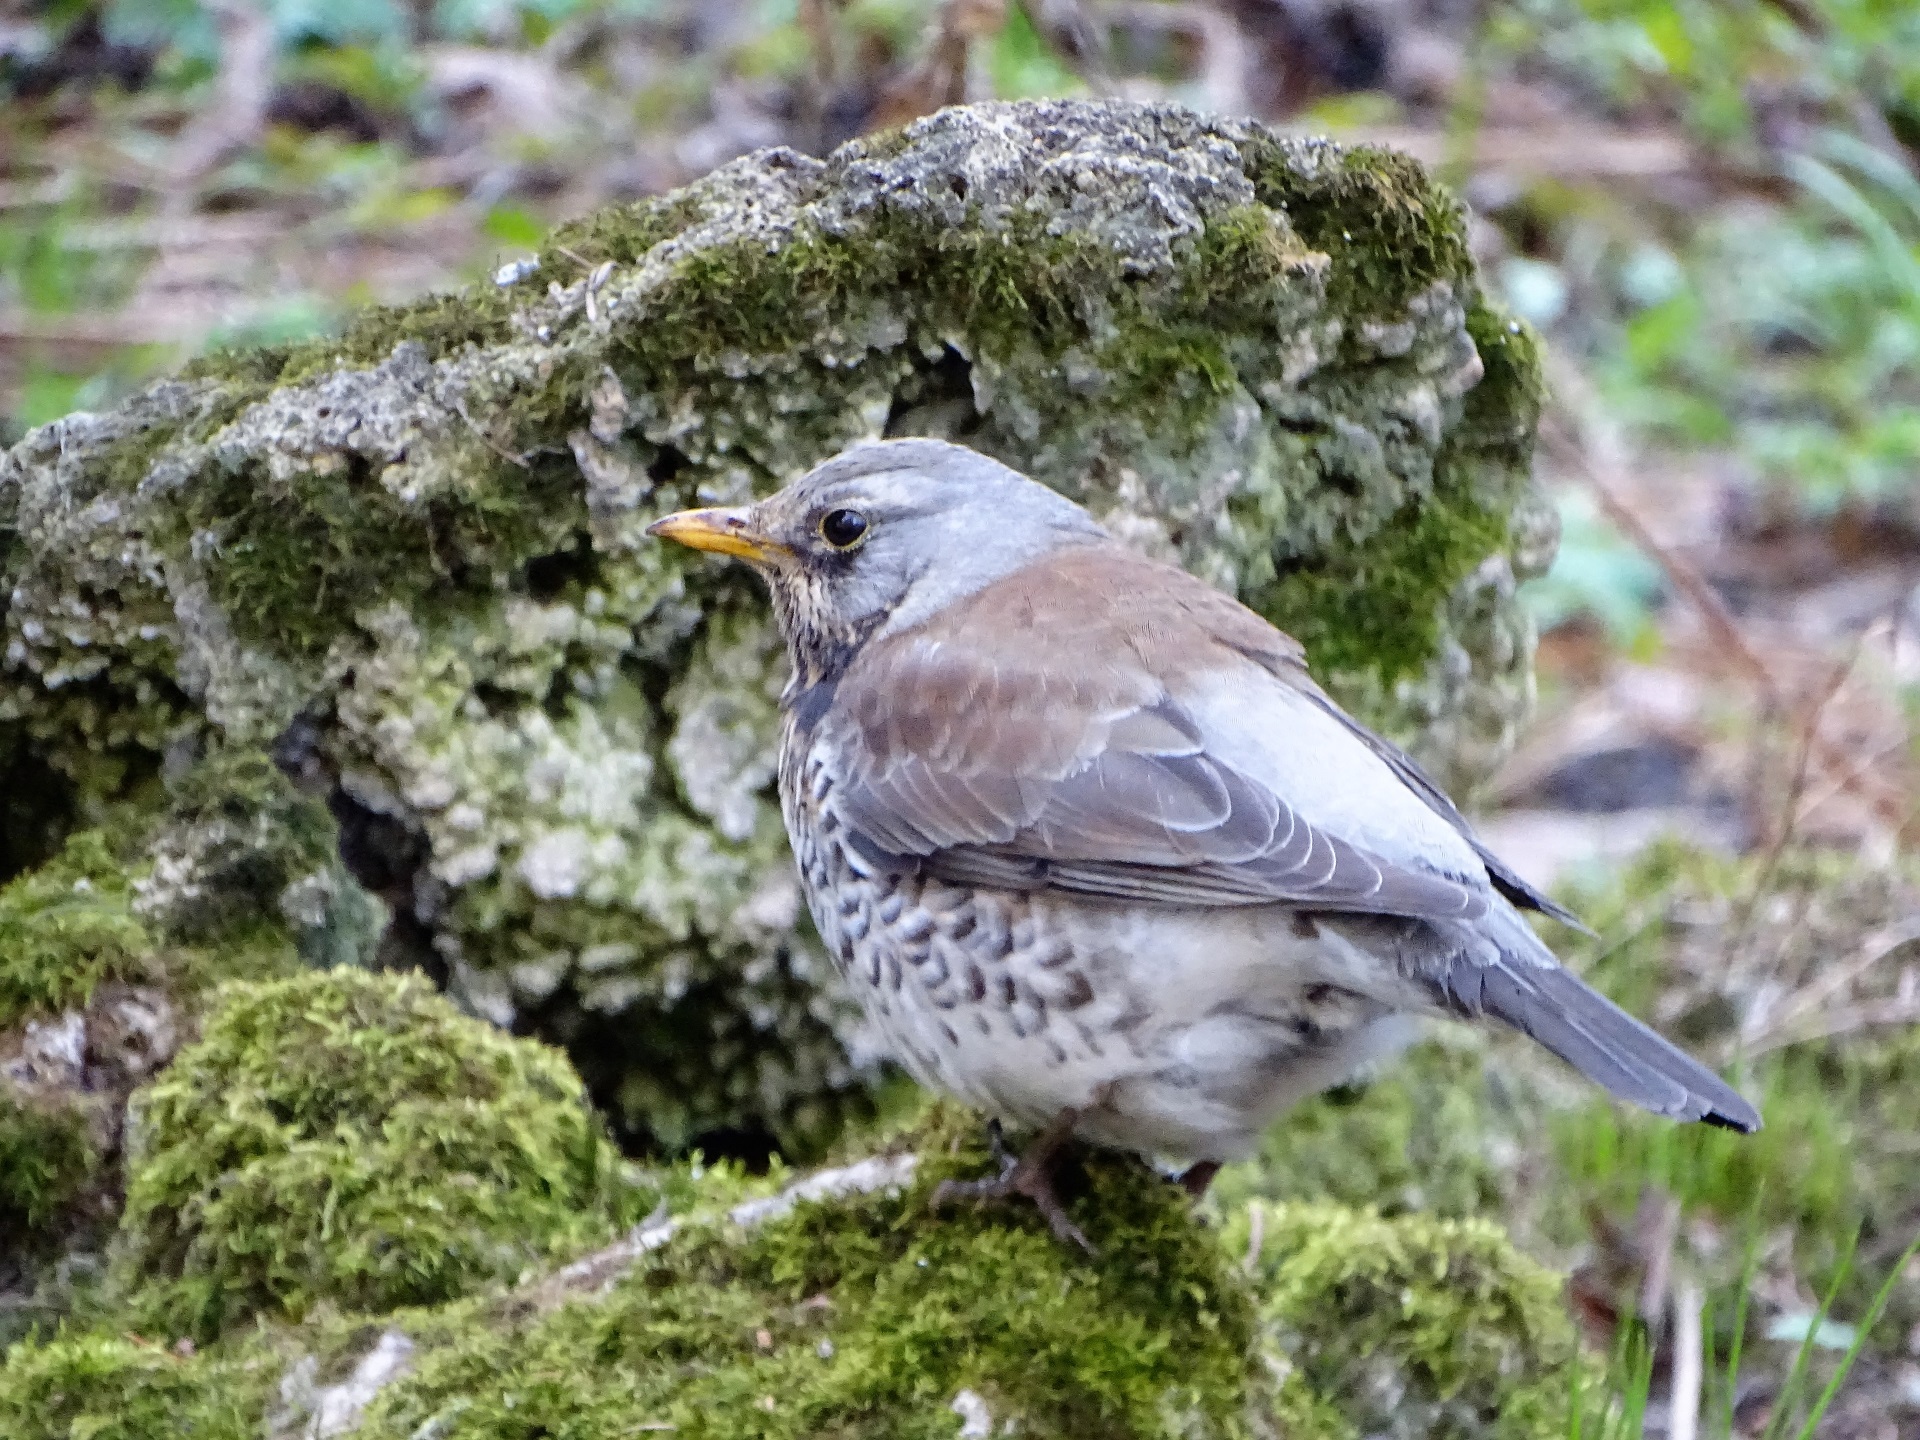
[1433, 913, 1761, 1133]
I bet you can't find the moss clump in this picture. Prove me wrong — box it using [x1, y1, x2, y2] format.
[0, 752, 358, 1030]
[1259, 476, 1511, 684]
[113, 969, 646, 1342]
[1242, 1202, 1583, 1440]
[0, 1093, 97, 1239]
[176, 438, 589, 659]
[144, 747, 361, 954]
[0, 831, 152, 1028]
[364, 1111, 1264, 1440]
[1238, 137, 1471, 320]
[0, 1333, 267, 1440]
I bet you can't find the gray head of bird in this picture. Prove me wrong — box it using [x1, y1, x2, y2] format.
[646, 439, 1107, 682]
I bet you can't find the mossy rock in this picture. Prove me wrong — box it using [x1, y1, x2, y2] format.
[0, 1104, 1585, 1439]
[0, 1091, 97, 1242]
[0, 831, 153, 1029]
[111, 969, 649, 1342]
[1242, 1202, 1586, 1440]
[0, 98, 1552, 1155]
[0, 751, 374, 1327]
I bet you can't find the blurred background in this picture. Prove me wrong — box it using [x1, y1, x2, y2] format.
[3, 0, 1919, 1432]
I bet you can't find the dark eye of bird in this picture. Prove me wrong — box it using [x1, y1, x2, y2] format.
[819, 508, 868, 549]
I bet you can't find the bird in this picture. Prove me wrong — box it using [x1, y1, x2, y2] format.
[647, 437, 1760, 1248]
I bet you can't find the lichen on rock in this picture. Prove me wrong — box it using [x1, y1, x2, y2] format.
[0, 98, 1551, 1153]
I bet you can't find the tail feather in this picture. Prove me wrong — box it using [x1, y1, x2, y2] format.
[1430, 910, 1761, 1133]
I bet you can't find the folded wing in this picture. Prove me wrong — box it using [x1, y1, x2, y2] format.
[814, 546, 1493, 922]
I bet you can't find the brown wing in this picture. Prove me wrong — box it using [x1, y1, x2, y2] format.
[811, 545, 1492, 920]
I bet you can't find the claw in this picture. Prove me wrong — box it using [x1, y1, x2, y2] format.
[929, 1109, 1095, 1253]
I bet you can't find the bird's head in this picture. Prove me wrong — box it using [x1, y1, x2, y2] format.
[646, 439, 1106, 682]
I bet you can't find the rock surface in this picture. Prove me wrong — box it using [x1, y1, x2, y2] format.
[0, 98, 1551, 1160]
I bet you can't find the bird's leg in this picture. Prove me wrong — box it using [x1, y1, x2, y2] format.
[985, 1117, 1012, 1175]
[930, 1106, 1093, 1253]
[1177, 1160, 1221, 1199]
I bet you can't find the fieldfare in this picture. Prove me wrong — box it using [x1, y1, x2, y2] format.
[649, 439, 1759, 1247]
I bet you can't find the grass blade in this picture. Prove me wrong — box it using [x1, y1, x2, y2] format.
[1794, 1228, 1920, 1440]
[1813, 127, 1920, 234]
[1759, 1225, 1859, 1440]
[1724, 1190, 1765, 1438]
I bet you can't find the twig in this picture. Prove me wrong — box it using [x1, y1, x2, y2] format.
[1746, 994, 1920, 1058]
[1739, 630, 1870, 918]
[1756, 0, 1827, 33]
[1243, 1200, 1266, 1274]
[1792, 732, 1911, 831]
[1748, 917, 1920, 1052]
[1327, 125, 1696, 180]
[1539, 416, 1775, 699]
[164, 0, 275, 199]
[58, 214, 292, 253]
[871, 0, 1008, 130]
[1671, 1278, 1704, 1440]
[0, 312, 201, 348]
[1102, 3, 1249, 117]
[0, 175, 77, 210]
[1637, 1190, 1683, 1335]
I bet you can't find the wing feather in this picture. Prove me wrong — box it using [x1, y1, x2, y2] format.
[811, 548, 1497, 921]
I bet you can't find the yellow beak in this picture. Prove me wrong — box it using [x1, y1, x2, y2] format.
[644, 507, 788, 565]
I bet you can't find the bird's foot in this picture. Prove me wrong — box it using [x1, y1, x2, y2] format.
[931, 1108, 1094, 1253]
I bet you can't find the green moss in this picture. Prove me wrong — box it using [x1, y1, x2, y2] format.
[1239, 137, 1472, 321]
[184, 194, 708, 394]
[147, 748, 350, 949]
[0, 1103, 1593, 1439]
[178, 444, 589, 658]
[84, 375, 269, 499]
[0, 1092, 97, 1238]
[1214, 1038, 1509, 1221]
[1241, 1202, 1585, 1440]
[182, 282, 522, 392]
[1459, 299, 1545, 446]
[0, 1333, 266, 1440]
[0, 750, 349, 1025]
[364, 1115, 1262, 1440]
[113, 969, 647, 1343]
[1261, 481, 1510, 683]
[0, 830, 153, 1027]
[541, 191, 708, 277]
